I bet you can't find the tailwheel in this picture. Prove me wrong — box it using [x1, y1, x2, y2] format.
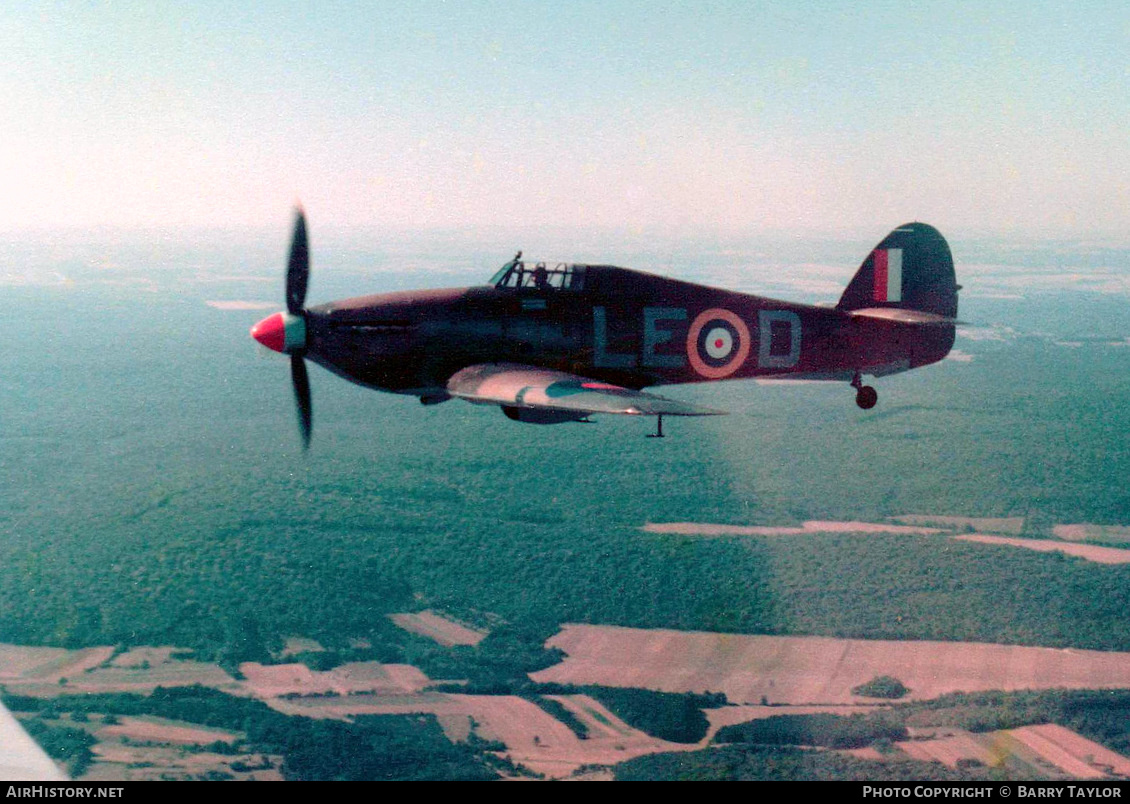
[855, 385, 878, 410]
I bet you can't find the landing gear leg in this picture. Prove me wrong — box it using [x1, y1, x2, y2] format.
[648, 415, 666, 438]
[851, 372, 878, 410]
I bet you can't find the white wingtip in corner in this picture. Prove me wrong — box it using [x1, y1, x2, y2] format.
[0, 701, 68, 781]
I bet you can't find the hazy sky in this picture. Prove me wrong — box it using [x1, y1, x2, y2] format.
[3, 1, 1127, 237]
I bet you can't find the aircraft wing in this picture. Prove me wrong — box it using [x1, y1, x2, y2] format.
[848, 307, 965, 326]
[446, 363, 726, 417]
[1, 701, 68, 781]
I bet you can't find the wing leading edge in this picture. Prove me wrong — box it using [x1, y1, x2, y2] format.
[1, 701, 68, 781]
[446, 364, 725, 418]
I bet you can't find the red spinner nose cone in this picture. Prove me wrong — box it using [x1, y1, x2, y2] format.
[250, 312, 286, 352]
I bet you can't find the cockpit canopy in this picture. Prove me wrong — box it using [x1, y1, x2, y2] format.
[489, 258, 587, 292]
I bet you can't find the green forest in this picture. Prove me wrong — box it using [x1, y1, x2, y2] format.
[5, 523, 1130, 665]
[5, 264, 1130, 779]
[6, 287, 1130, 663]
[2, 686, 499, 781]
[619, 689, 1130, 781]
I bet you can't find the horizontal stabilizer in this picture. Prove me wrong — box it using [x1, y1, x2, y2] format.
[848, 307, 965, 326]
[447, 363, 726, 417]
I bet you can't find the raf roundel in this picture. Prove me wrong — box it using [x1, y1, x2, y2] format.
[704, 327, 734, 359]
[686, 308, 752, 379]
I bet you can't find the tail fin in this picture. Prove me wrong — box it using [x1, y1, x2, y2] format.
[837, 223, 958, 318]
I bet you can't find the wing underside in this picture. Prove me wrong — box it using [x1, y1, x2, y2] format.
[1, 701, 68, 781]
[847, 307, 963, 326]
[446, 363, 725, 417]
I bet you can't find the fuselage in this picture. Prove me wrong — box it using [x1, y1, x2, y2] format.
[300, 263, 954, 398]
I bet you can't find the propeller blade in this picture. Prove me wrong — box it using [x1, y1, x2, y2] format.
[286, 209, 309, 315]
[291, 354, 312, 450]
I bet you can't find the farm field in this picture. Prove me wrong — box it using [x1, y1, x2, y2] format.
[388, 611, 488, 647]
[532, 625, 1130, 704]
[7, 232, 1130, 779]
[953, 535, 1130, 565]
[11, 622, 1130, 780]
[643, 519, 1130, 565]
[895, 724, 1130, 780]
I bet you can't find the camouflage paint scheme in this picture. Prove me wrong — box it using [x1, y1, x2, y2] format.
[252, 221, 958, 431]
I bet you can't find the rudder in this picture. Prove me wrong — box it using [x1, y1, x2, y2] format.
[837, 223, 958, 318]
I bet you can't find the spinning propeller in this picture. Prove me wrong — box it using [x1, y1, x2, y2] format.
[250, 209, 313, 449]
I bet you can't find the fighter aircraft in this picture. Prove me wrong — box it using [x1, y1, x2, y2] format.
[251, 211, 959, 444]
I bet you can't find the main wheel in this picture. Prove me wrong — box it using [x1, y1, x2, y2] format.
[856, 385, 878, 409]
